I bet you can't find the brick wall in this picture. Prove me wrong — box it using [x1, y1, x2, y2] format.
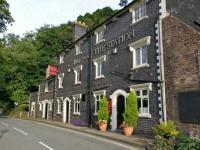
[163, 15, 200, 136]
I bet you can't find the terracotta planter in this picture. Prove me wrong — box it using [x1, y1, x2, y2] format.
[123, 127, 134, 136]
[99, 123, 107, 132]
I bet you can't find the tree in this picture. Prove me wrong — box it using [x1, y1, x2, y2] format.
[0, 0, 14, 32]
[123, 91, 138, 127]
[119, 0, 129, 7]
[98, 96, 109, 122]
[77, 7, 118, 29]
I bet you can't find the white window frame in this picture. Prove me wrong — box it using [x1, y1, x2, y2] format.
[39, 102, 42, 111]
[58, 73, 64, 89]
[93, 55, 106, 79]
[74, 65, 82, 84]
[129, 36, 151, 69]
[75, 44, 82, 55]
[95, 26, 105, 44]
[57, 97, 63, 114]
[59, 55, 64, 64]
[48, 100, 53, 111]
[73, 94, 81, 115]
[93, 90, 106, 115]
[129, 83, 152, 118]
[130, 1, 148, 24]
[44, 82, 49, 93]
[31, 102, 35, 112]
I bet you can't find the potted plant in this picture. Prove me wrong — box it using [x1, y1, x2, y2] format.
[122, 91, 138, 136]
[97, 96, 109, 132]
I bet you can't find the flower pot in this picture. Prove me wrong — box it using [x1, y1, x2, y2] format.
[123, 127, 134, 136]
[99, 123, 107, 132]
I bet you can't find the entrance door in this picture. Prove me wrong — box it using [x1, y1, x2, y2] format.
[45, 103, 48, 119]
[66, 101, 69, 123]
[63, 100, 70, 123]
[117, 95, 125, 128]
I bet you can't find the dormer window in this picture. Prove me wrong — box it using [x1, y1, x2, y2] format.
[75, 44, 81, 55]
[95, 26, 105, 44]
[58, 73, 64, 88]
[59, 55, 64, 64]
[130, 2, 147, 24]
[44, 82, 49, 92]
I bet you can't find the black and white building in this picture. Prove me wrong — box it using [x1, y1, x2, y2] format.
[30, 0, 200, 137]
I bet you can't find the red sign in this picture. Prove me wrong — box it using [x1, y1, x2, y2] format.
[46, 65, 57, 78]
[108, 98, 112, 115]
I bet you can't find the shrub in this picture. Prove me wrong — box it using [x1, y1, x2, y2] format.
[154, 121, 179, 138]
[176, 135, 200, 150]
[98, 96, 109, 123]
[123, 91, 138, 127]
[153, 121, 179, 150]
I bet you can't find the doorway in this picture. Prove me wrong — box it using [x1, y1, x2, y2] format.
[63, 98, 71, 123]
[117, 95, 125, 128]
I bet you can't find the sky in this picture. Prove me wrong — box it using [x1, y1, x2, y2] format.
[5, 0, 121, 36]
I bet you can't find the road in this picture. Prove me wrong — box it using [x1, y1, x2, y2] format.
[0, 117, 136, 150]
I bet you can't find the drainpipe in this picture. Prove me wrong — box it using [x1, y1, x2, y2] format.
[158, 0, 167, 122]
[88, 34, 93, 127]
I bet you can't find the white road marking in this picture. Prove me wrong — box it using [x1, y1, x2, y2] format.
[34, 123, 137, 150]
[39, 141, 54, 150]
[13, 127, 29, 136]
[1, 122, 9, 127]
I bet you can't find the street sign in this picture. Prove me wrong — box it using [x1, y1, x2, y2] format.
[14, 102, 19, 106]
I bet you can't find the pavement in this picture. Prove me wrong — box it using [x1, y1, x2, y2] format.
[24, 117, 153, 149]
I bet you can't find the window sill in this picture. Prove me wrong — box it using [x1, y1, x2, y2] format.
[95, 39, 105, 45]
[75, 52, 82, 56]
[95, 76, 105, 80]
[131, 16, 148, 26]
[139, 113, 151, 118]
[58, 87, 63, 89]
[57, 112, 62, 115]
[93, 113, 98, 116]
[131, 64, 149, 70]
[73, 112, 81, 116]
[45, 91, 49, 93]
[74, 82, 81, 85]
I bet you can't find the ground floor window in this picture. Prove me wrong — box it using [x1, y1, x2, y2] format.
[129, 83, 152, 118]
[93, 90, 106, 115]
[73, 94, 81, 115]
[57, 98, 63, 114]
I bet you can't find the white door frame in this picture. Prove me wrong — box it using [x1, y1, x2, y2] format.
[110, 89, 128, 131]
[63, 97, 71, 123]
[42, 100, 48, 118]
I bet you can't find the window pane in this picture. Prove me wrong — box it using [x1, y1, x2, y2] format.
[100, 94, 103, 99]
[141, 4, 146, 17]
[142, 98, 148, 113]
[97, 62, 101, 76]
[136, 48, 141, 65]
[78, 70, 81, 82]
[97, 101, 100, 112]
[142, 46, 147, 64]
[135, 7, 139, 21]
[142, 90, 148, 96]
[138, 98, 141, 113]
[136, 91, 140, 96]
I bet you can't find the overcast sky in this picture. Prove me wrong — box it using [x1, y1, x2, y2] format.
[5, 0, 121, 36]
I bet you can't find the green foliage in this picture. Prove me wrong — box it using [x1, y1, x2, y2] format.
[154, 121, 179, 138]
[98, 96, 109, 122]
[153, 121, 179, 150]
[0, 0, 14, 32]
[0, 6, 117, 113]
[176, 135, 200, 150]
[77, 7, 118, 29]
[123, 91, 138, 127]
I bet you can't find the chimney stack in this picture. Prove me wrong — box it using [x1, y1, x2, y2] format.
[73, 21, 87, 41]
